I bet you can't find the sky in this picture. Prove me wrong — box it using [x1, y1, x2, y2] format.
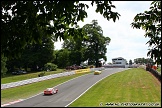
[54, 1, 153, 63]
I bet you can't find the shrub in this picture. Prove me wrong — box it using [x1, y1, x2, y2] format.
[38, 71, 45, 77]
[44, 63, 57, 71]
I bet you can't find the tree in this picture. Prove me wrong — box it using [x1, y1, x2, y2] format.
[62, 20, 111, 67]
[6, 36, 55, 72]
[62, 36, 87, 66]
[83, 20, 111, 67]
[131, 1, 161, 65]
[56, 49, 71, 68]
[134, 57, 154, 65]
[129, 59, 133, 65]
[1, 1, 120, 59]
[1, 54, 8, 77]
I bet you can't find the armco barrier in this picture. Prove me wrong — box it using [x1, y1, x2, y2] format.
[1, 68, 104, 90]
[75, 68, 90, 74]
[1, 71, 75, 90]
[148, 68, 161, 82]
[140, 65, 161, 82]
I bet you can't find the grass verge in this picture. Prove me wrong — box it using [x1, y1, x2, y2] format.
[1, 72, 91, 105]
[157, 67, 161, 73]
[69, 68, 161, 107]
[1, 69, 66, 84]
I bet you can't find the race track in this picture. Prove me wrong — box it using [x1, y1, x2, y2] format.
[4, 68, 129, 107]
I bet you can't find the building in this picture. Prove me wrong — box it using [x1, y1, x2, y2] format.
[112, 57, 127, 68]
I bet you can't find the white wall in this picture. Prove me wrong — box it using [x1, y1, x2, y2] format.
[112, 57, 127, 66]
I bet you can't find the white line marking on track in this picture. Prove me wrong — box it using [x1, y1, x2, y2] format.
[65, 69, 129, 107]
[1, 72, 92, 107]
[1, 99, 24, 107]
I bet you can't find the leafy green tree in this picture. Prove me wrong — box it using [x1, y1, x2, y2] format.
[52, 50, 60, 67]
[62, 20, 111, 67]
[129, 59, 133, 65]
[6, 36, 55, 72]
[62, 36, 87, 65]
[56, 49, 71, 68]
[1, 54, 8, 77]
[134, 57, 154, 65]
[131, 1, 161, 65]
[1, 1, 120, 59]
[68, 51, 83, 65]
[83, 20, 111, 67]
[6, 58, 23, 72]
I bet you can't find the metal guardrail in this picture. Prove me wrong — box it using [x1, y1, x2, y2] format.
[140, 65, 161, 82]
[149, 68, 161, 82]
[1, 71, 75, 90]
[1, 68, 102, 90]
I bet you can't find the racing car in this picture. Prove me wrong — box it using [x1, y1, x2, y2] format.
[94, 70, 102, 75]
[44, 88, 58, 95]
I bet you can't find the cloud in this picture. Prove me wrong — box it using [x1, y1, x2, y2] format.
[54, 1, 153, 63]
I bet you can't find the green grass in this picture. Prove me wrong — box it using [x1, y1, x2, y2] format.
[1, 72, 91, 105]
[1, 69, 66, 84]
[69, 68, 161, 107]
[1, 68, 161, 107]
[157, 67, 161, 73]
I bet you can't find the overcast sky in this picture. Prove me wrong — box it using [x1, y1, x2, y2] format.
[54, 1, 153, 63]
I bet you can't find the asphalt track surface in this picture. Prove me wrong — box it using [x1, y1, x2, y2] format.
[4, 68, 129, 107]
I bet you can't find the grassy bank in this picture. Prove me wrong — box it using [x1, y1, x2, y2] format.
[69, 68, 161, 107]
[157, 67, 161, 73]
[1, 69, 66, 84]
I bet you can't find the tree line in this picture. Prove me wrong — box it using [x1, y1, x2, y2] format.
[1, 1, 161, 77]
[1, 20, 110, 77]
[128, 58, 154, 65]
